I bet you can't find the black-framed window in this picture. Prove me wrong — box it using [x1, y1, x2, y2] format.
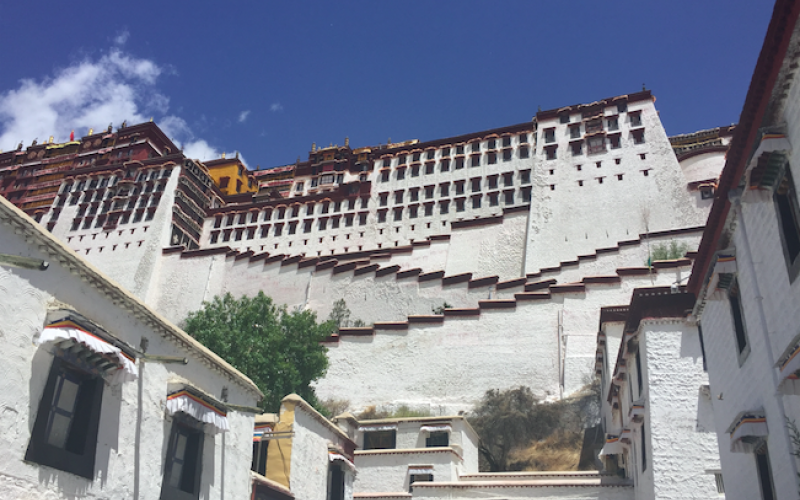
[426, 431, 449, 447]
[774, 166, 800, 281]
[755, 443, 776, 500]
[25, 356, 104, 479]
[409, 473, 433, 492]
[728, 277, 749, 360]
[328, 463, 345, 500]
[640, 426, 647, 472]
[252, 439, 268, 476]
[363, 430, 396, 450]
[161, 417, 204, 500]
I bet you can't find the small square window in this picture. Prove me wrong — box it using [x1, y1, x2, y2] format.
[502, 137, 511, 148]
[397, 169, 406, 180]
[569, 125, 581, 139]
[545, 147, 557, 161]
[425, 204, 434, 216]
[559, 113, 570, 124]
[456, 199, 465, 212]
[381, 171, 389, 182]
[471, 155, 480, 167]
[519, 146, 530, 159]
[543, 128, 555, 143]
[472, 196, 481, 209]
[440, 159, 450, 172]
[425, 162, 435, 175]
[503, 149, 512, 161]
[455, 157, 465, 169]
[426, 431, 449, 447]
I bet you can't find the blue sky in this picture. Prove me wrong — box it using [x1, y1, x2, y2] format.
[0, 0, 775, 168]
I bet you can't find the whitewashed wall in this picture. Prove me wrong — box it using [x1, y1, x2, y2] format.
[0, 218, 258, 500]
[289, 407, 354, 500]
[411, 483, 635, 500]
[354, 449, 459, 494]
[526, 99, 708, 274]
[636, 320, 720, 500]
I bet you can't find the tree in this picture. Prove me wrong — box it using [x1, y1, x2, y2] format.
[328, 298, 351, 327]
[183, 292, 335, 412]
[468, 384, 600, 472]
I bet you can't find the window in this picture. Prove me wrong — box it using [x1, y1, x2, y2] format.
[632, 129, 645, 144]
[755, 443, 776, 500]
[440, 200, 449, 214]
[522, 187, 532, 202]
[640, 426, 647, 472]
[607, 117, 619, 131]
[487, 138, 496, 149]
[364, 430, 396, 449]
[519, 133, 528, 144]
[425, 186, 435, 199]
[425, 162, 435, 175]
[455, 181, 465, 195]
[381, 170, 389, 182]
[328, 463, 345, 500]
[25, 357, 104, 479]
[252, 437, 268, 476]
[425, 203, 434, 216]
[728, 277, 749, 359]
[545, 147, 557, 161]
[380, 193, 389, 207]
[571, 142, 583, 156]
[442, 147, 451, 156]
[161, 416, 204, 500]
[588, 136, 605, 154]
[456, 145, 465, 155]
[471, 142, 481, 153]
[412, 152, 421, 162]
[503, 149, 512, 161]
[393, 207, 402, 221]
[609, 135, 621, 149]
[560, 113, 570, 124]
[488, 152, 497, 164]
[440, 184, 450, 196]
[488, 176, 498, 189]
[455, 157, 465, 169]
[409, 205, 418, 218]
[441, 159, 450, 172]
[296, 182, 304, 192]
[378, 211, 387, 223]
[412, 165, 420, 177]
[456, 198, 465, 212]
[397, 169, 406, 181]
[617, 101, 628, 113]
[395, 191, 404, 204]
[359, 213, 367, 225]
[569, 125, 581, 139]
[472, 196, 481, 209]
[410, 188, 420, 202]
[470, 155, 480, 167]
[489, 192, 499, 206]
[471, 178, 481, 192]
[502, 137, 511, 148]
[630, 111, 642, 127]
[409, 474, 433, 492]
[504, 190, 515, 205]
[426, 431, 449, 447]
[635, 349, 643, 397]
[426, 150, 435, 160]
[544, 128, 555, 143]
[774, 167, 800, 279]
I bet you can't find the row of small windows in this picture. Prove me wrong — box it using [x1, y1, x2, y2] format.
[59, 181, 167, 209]
[379, 172, 530, 205]
[380, 147, 530, 180]
[68, 208, 156, 231]
[559, 102, 629, 124]
[544, 131, 646, 160]
[60, 169, 171, 194]
[545, 112, 642, 143]
[215, 172, 531, 229]
[380, 134, 530, 168]
[211, 189, 531, 244]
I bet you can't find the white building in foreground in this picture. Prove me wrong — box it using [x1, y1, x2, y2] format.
[596, 288, 722, 500]
[0, 195, 263, 499]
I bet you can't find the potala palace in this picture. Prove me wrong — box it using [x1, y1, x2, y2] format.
[2, 1, 800, 498]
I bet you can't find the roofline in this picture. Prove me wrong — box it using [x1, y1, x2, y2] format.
[281, 394, 357, 448]
[688, 0, 800, 294]
[536, 90, 653, 121]
[0, 195, 263, 398]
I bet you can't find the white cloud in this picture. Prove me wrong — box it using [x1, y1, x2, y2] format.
[0, 48, 230, 165]
[238, 110, 250, 123]
[114, 30, 130, 46]
[270, 102, 283, 112]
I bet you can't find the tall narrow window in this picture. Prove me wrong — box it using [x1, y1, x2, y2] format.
[755, 443, 776, 500]
[728, 277, 749, 359]
[775, 166, 800, 279]
[161, 418, 204, 500]
[640, 426, 647, 472]
[328, 463, 345, 500]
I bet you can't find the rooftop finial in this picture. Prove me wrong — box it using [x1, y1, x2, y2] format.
[48, 136, 54, 144]
[88, 128, 93, 136]
[221, 152, 226, 159]
[235, 151, 239, 159]
[345, 137, 349, 147]
[107, 123, 113, 133]
[643, 83, 646, 91]
[32, 138, 38, 146]
[312, 142, 316, 152]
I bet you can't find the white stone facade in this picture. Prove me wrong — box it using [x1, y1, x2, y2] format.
[0, 197, 262, 499]
[598, 300, 721, 500]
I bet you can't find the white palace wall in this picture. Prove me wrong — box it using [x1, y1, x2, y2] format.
[315, 268, 686, 415]
[526, 98, 708, 274]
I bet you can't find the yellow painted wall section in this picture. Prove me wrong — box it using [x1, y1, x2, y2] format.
[265, 400, 297, 488]
[207, 160, 257, 195]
